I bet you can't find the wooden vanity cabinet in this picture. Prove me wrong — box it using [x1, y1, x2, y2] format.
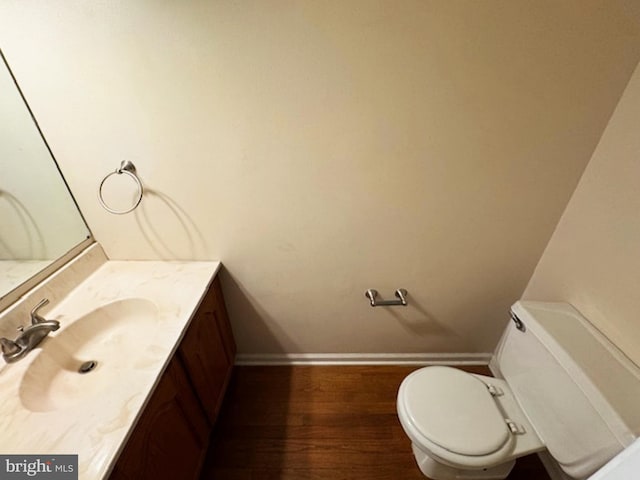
[108, 358, 209, 480]
[109, 275, 235, 480]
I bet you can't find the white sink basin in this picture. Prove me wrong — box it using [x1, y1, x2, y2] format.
[18, 298, 158, 412]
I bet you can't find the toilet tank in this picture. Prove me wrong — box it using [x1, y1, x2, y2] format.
[491, 301, 640, 480]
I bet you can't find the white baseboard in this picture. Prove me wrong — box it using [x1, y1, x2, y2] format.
[235, 352, 492, 366]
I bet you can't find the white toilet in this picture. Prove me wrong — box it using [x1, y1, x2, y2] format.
[397, 301, 640, 480]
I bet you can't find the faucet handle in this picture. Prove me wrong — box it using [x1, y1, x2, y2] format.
[30, 299, 50, 324]
[0, 338, 21, 356]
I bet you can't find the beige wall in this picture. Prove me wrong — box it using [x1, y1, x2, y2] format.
[2, 1, 640, 355]
[525, 61, 640, 366]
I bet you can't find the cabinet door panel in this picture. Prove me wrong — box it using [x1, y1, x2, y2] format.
[212, 276, 236, 359]
[179, 279, 233, 425]
[109, 358, 209, 480]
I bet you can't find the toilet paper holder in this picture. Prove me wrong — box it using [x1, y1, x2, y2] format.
[365, 289, 408, 307]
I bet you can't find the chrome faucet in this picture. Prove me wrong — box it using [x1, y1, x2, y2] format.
[0, 299, 60, 363]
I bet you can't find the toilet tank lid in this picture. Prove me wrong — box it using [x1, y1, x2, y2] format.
[512, 301, 640, 440]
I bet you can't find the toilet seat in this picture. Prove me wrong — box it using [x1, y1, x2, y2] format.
[397, 366, 524, 469]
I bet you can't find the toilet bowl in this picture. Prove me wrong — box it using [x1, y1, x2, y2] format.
[396, 302, 640, 480]
[397, 366, 542, 479]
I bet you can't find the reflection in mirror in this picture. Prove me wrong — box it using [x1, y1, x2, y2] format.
[0, 49, 92, 304]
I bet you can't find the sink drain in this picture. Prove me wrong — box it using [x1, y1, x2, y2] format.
[78, 360, 98, 374]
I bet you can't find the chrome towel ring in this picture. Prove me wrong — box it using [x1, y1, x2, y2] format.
[98, 160, 143, 215]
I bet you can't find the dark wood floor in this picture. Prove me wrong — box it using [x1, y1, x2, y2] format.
[200, 366, 550, 480]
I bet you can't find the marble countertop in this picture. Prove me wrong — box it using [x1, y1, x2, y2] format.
[0, 245, 220, 479]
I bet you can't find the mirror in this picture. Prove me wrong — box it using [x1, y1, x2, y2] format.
[0, 49, 92, 305]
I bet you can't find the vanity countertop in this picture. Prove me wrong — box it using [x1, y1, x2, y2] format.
[0, 245, 220, 479]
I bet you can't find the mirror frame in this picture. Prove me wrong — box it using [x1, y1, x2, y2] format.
[0, 49, 94, 311]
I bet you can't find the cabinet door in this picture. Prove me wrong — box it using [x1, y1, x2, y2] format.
[212, 276, 236, 360]
[179, 276, 235, 425]
[109, 358, 209, 480]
